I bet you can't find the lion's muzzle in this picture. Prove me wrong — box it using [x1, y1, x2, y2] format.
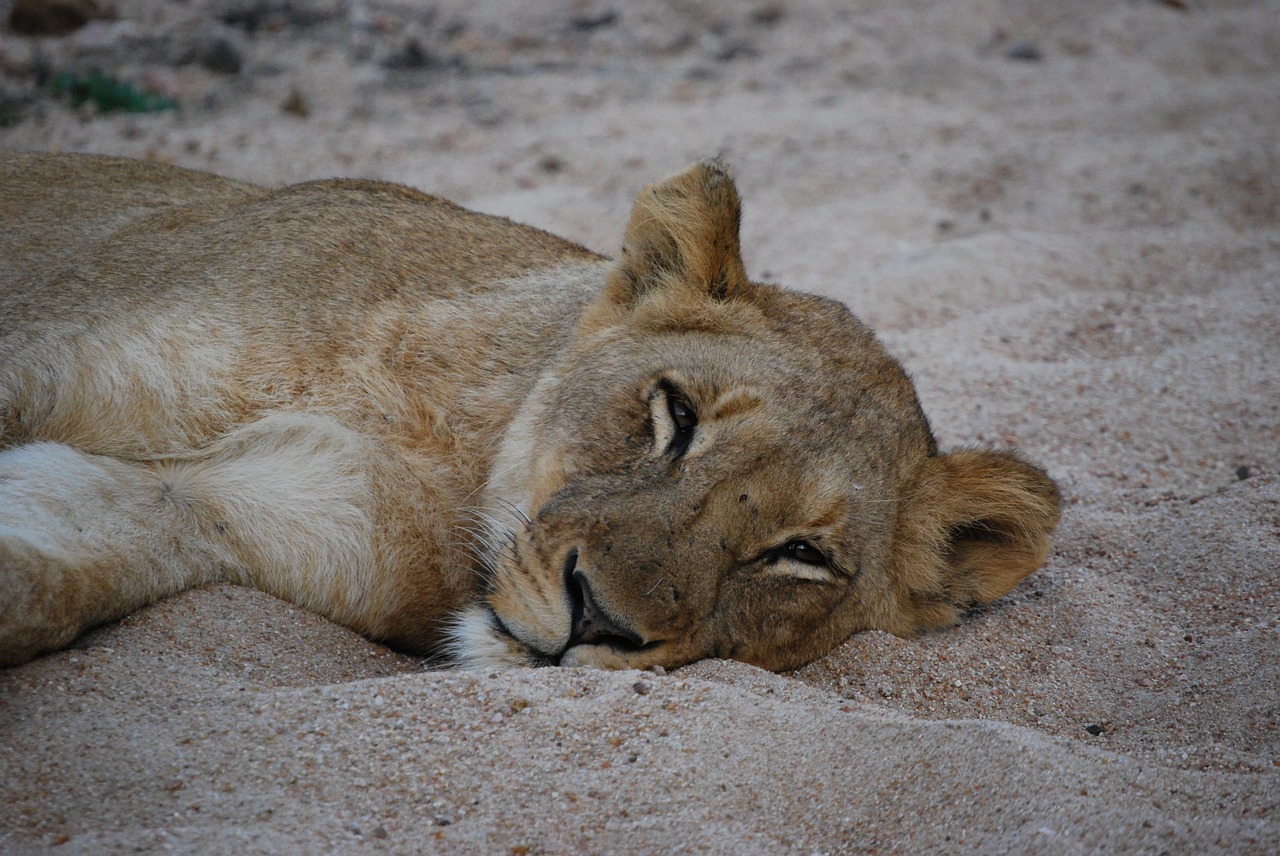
[563, 548, 646, 653]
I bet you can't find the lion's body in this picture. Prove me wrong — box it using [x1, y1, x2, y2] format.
[0, 152, 1060, 671]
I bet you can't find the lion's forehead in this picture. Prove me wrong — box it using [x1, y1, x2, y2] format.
[687, 381, 929, 482]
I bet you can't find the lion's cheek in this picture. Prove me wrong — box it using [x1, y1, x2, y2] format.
[486, 572, 573, 658]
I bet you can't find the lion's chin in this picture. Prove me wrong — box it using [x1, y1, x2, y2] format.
[447, 603, 582, 670]
[445, 604, 542, 670]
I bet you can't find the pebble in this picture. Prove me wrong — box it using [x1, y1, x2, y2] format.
[537, 155, 565, 174]
[1005, 42, 1042, 62]
[633, 680, 651, 695]
[383, 39, 433, 71]
[752, 4, 785, 26]
[201, 39, 244, 75]
[570, 11, 618, 32]
[280, 88, 309, 118]
[8, 0, 98, 36]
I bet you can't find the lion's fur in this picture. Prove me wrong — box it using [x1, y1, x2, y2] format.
[0, 151, 1060, 671]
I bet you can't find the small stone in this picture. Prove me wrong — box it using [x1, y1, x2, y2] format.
[433, 815, 452, 827]
[633, 680, 651, 695]
[651, 665, 666, 676]
[201, 40, 243, 75]
[715, 39, 758, 63]
[1084, 723, 1104, 736]
[1235, 465, 1251, 481]
[570, 11, 618, 32]
[373, 826, 389, 839]
[752, 4, 785, 26]
[8, 0, 99, 36]
[384, 38, 432, 71]
[280, 88, 309, 118]
[1005, 42, 1042, 62]
[537, 155, 565, 174]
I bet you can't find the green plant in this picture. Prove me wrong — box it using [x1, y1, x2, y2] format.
[48, 71, 177, 113]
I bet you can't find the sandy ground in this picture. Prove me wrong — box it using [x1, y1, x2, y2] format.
[2, 0, 1278, 852]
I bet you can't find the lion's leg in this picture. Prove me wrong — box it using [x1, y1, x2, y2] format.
[0, 442, 229, 665]
[0, 412, 460, 666]
[179, 413, 471, 653]
[160, 412, 398, 636]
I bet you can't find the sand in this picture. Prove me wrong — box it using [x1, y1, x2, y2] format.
[1, 0, 1277, 852]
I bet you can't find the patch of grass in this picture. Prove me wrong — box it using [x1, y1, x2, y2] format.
[48, 70, 177, 114]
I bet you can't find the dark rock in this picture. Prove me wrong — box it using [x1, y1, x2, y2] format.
[8, 0, 99, 36]
[280, 88, 309, 118]
[537, 155, 565, 174]
[1005, 42, 1043, 62]
[752, 4, 785, 26]
[715, 39, 759, 62]
[222, 2, 338, 33]
[570, 11, 618, 32]
[201, 40, 244, 75]
[384, 39, 435, 71]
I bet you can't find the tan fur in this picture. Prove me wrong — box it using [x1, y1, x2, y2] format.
[0, 151, 1060, 671]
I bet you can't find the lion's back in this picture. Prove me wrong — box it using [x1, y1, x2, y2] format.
[1, 151, 600, 313]
[0, 152, 603, 457]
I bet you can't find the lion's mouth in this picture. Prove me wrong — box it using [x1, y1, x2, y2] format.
[559, 548, 651, 660]
[475, 548, 658, 668]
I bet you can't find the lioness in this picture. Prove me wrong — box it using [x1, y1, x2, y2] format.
[0, 151, 1060, 671]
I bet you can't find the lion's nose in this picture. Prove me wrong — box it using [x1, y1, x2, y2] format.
[566, 558, 643, 648]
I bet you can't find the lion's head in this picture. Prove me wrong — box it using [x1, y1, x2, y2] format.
[451, 160, 1060, 672]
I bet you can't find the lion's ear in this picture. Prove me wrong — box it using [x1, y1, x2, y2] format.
[603, 159, 749, 306]
[888, 449, 1061, 632]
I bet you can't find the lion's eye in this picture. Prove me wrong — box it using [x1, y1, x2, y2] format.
[668, 396, 697, 434]
[659, 381, 698, 457]
[761, 539, 835, 582]
[780, 540, 827, 567]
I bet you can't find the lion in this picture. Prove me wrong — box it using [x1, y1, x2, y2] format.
[0, 151, 1060, 671]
